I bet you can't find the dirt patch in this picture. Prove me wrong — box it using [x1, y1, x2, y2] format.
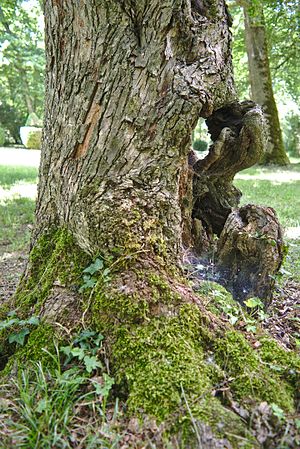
[0, 251, 28, 306]
[263, 280, 300, 351]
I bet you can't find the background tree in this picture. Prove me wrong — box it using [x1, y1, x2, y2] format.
[0, 0, 44, 142]
[229, 0, 299, 162]
[1, 1, 299, 447]
[242, 0, 289, 164]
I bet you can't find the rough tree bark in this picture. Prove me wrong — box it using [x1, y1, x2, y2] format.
[217, 204, 284, 303]
[243, 1, 290, 165]
[1, 1, 299, 447]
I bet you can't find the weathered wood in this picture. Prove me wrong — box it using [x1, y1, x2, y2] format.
[216, 204, 284, 303]
[191, 101, 265, 240]
[36, 0, 235, 259]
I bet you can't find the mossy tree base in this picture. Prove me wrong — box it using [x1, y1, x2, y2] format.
[1, 1, 297, 447]
[1, 228, 299, 448]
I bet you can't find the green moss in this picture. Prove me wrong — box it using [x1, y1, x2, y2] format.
[112, 304, 256, 447]
[92, 290, 150, 331]
[147, 272, 182, 304]
[214, 331, 296, 411]
[17, 324, 56, 364]
[258, 337, 300, 382]
[176, 396, 256, 449]
[1, 324, 57, 377]
[2, 222, 298, 446]
[113, 304, 215, 418]
[14, 228, 89, 315]
[91, 270, 184, 332]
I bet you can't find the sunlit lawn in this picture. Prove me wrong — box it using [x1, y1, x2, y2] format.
[0, 148, 39, 252]
[235, 162, 300, 282]
[235, 173, 300, 228]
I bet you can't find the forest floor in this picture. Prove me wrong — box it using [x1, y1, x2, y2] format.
[0, 147, 299, 447]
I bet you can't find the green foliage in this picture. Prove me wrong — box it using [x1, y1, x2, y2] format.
[0, 342, 118, 448]
[229, 1, 300, 102]
[0, 125, 5, 145]
[192, 139, 208, 152]
[0, 311, 40, 347]
[61, 330, 105, 374]
[25, 112, 42, 127]
[0, 0, 45, 143]
[0, 101, 25, 142]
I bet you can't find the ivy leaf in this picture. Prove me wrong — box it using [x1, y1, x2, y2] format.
[102, 268, 111, 281]
[26, 316, 40, 326]
[83, 355, 102, 373]
[8, 328, 30, 346]
[228, 315, 238, 325]
[76, 330, 96, 341]
[92, 333, 104, 347]
[79, 275, 96, 292]
[271, 403, 286, 421]
[92, 373, 114, 397]
[83, 258, 104, 275]
[36, 398, 47, 413]
[246, 325, 257, 333]
[70, 347, 86, 361]
[244, 298, 263, 309]
[0, 318, 18, 330]
[60, 345, 72, 357]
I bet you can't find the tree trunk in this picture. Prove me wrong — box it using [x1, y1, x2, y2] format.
[243, 3, 290, 165]
[1, 1, 298, 447]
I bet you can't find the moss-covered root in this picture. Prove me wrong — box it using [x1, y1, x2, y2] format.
[0, 227, 89, 373]
[13, 227, 89, 315]
[1, 227, 299, 447]
[1, 324, 56, 378]
[108, 304, 299, 448]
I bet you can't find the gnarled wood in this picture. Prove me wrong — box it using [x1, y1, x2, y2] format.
[190, 101, 266, 240]
[216, 204, 284, 303]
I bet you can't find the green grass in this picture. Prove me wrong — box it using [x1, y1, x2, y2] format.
[0, 165, 38, 189]
[283, 240, 300, 282]
[235, 167, 300, 228]
[0, 346, 121, 449]
[0, 197, 35, 252]
[0, 164, 37, 252]
[235, 163, 300, 281]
